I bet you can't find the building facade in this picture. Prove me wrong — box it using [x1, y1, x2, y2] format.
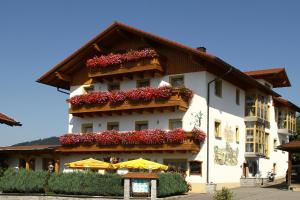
[1, 22, 299, 193]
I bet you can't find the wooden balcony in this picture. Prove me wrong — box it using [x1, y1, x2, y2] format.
[88, 58, 164, 81]
[56, 133, 200, 154]
[69, 89, 189, 117]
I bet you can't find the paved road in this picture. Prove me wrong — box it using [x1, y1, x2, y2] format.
[180, 183, 300, 200]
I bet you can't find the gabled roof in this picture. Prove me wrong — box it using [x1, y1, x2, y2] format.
[244, 68, 291, 88]
[37, 21, 279, 97]
[0, 113, 21, 126]
[273, 97, 300, 112]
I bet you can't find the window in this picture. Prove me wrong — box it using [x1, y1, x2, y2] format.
[42, 158, 55, 171]
[214, 121, 221, 138]
[236, 127, 239, 143]
[215, 79, 222, 97]
[19, 159, 26, 169]
[107, 122, 119, 131]
[245, 92, 269, 121]
[135, 121, 148, 131]
[169, 119, 182, 130]
[29, 158, 36, 171]
[170, 75, 184, 87]
[83, 85, 94, 94]
[273, 139, 277, 151]
[137, 79, 150, 88]
[107, 82, 120, 91]
[81, 123, 93, 133]
[265, 133, 269, 157]
[236, 89, 240, 105]
[245, 122, 267, 155]
[189, 161, 202, 175]
[163, 159, 187, 172]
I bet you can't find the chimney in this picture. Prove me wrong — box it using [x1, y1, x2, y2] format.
[196, 46, 206, 52]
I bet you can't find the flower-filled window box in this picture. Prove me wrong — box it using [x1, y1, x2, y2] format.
[86, 48, 164, 79]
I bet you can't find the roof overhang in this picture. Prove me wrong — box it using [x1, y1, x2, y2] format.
[0, 145, 59, 153]
[0, 113, 21, 126]
[273, 97, 300, 112]
[244, 68, 291, 88]
[277, 140, 300, 152]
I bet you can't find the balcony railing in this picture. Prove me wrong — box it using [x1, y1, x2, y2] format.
[69, 88, 192, 117]
[57, 131, 202, 154]
[88, 58, 164, 81]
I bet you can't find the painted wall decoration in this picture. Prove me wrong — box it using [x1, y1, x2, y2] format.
[214, 143, 239, 166]
[223, 124, 234, 143]
[190, 111, 203, 129]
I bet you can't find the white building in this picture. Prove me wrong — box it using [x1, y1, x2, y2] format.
[1, 22, 299, 193]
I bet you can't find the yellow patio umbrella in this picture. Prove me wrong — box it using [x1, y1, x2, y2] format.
[113, 158, 168, 171]
[65, 158, 114, 169]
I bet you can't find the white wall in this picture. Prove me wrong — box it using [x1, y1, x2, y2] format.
[67, 71, 249, 185]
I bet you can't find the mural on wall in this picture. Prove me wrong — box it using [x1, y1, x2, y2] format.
[214, 123, 239, 166]
[224, 124, 234, 143]
[214, 143, 239, 166]
[190, 111, 203, 129]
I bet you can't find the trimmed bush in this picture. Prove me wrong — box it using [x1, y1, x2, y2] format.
[157, 172, 188, 197]
[0, 169, 48, 193]
[48, 172, 123, 196]
[213, 187, 233, 200]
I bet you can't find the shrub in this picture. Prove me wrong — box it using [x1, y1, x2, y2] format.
[0, 169, 48, 193]
[157, 173, 188, 197]
[213, 187, 233, 200]
[48, 172, 123, 196]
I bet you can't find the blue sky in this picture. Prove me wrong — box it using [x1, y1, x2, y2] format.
[0, 0, 299, 146]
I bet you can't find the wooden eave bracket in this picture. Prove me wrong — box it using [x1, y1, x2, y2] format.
[55, 72, 71, 82]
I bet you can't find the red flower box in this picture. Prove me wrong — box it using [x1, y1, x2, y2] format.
[86, 48, 158, 70]
[59, 128, 206, 146]
[68, 86, 193, 108]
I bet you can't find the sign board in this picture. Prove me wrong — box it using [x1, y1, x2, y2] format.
[131, 179, 150, 194]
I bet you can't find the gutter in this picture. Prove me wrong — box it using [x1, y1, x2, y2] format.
[206, 66, 233, 184]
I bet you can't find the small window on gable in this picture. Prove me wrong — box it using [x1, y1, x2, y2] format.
[214, 121, 221, 138]
[81, 123, 93, 133]
[83, 85, 94, 94]
[170, 75, 184, 87]
[189, 161, 202, 175]
[135, 121, 148, 131]
[137, 79, 150, 88]
[169, 119, 182, 130]
[108, 82, 120, 91]
[236, 89, 240, 105]
[215, 80, 222, 97]
[107, 122, 119, 131]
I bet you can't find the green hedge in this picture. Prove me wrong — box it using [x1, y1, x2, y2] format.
[0, 169, 187, 197]
[157, 172, 188, 197]
[48, 172, 123, 196]
[0, 169, 48, 193]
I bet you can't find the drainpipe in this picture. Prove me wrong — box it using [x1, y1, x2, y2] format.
[206, 66, 233, 184]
